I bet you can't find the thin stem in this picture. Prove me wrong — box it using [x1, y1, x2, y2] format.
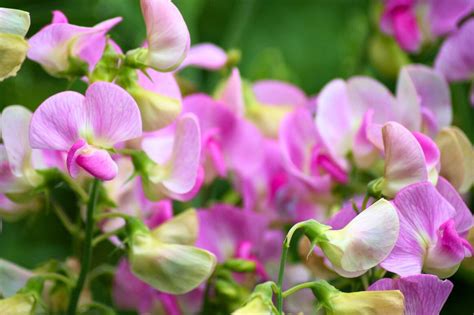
[95, 211, 130, 222]
[361, 193, 370, 210]
[52, 202, 83, 238]
[276, 244, 289, 314]
[92, 227, 124, 247]
[67, 179, 100, 315]
[282, 282, 317, 298]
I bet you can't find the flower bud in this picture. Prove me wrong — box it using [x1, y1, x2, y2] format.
[126, 215, 216, 294]
[232, 282, 278, 315]
[436, 127, 474, 193]
[0, 293, 36, 315]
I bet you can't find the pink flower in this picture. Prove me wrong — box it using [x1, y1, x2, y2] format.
[27, 11, 121, 77]
[369, 274, 453, 315]
[280, 108, 346, 192]
[183, 93, 264, 182]
[178, 43, 228, 71]
[370, 121, 440, 197]
[435, 19, 474, 105]
[141, 113, 203, 201]
[29, 82, 142, 181]
[381, 182, 473, 278]
[135, 0, 190, 71]
[381, 0, 473, 52]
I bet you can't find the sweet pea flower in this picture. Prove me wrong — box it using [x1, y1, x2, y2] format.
[178, 43, 228, 71]
[436, 127, 474, 193]
[128, 69, 183, 131]
[141, 113, 203, 201]
[435, 19, 474, 105]
[381, 182, 473, 278]
[217, 68, 307, 137]
[196, 205, 283, 279]
[380, 0, 473, 52]
[280, 108, 346, 192]
[310, 199, 399, 278]
[0, 8, 30, 81]
[0, 106, 43, 195]
[183, 94, 264, 182]
[27, 11, 121, 78]
[373, 121, 440, 197]
[127, 210, 216, 294]
[29, 82, 142, 181]
[369, 274, 453, 315]
[127, 0, 190, 72]
[238, 140, 323, 223]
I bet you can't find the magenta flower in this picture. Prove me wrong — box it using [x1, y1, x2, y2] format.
[29, 82, 142, 181]
[435, 19, 474, 105]
[183, 93, 264, 182]
[381, 182, 473, 278]
[280, 108, 346, 192]
[196, 205, 282, 279]
[380, 0, 473, 52]
[27, 11, 121, 77]
[369, 274, 453, 315]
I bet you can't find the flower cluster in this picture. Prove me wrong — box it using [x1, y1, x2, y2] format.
[0, 1, 473, 315]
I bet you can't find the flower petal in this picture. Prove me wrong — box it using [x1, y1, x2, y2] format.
[84, 82, 142, 146]
[51, 10, 68, 24]
[179, 43, 227, 70]
[253, 80, 307, 107]
[429, 0, 474, 35]
[161, 114, 201, 194]
[369, 274, 453, 315]
[75, 145, 118, 181]
[29, 91, 85, 151]
[381, 122, 428, 197]
[1, 106, 32, 176]
[218, 68, 244, 116]
[395, 67, 422, 131]
[0, 8, 30, 36]
[141, 0, 190, 71]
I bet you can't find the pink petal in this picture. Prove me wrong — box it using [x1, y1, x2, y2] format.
[141, 0, 190, 71]
[76, 147, 118, 181]
[395, 66, 422, 131]
[84, 82, 142, 146]
[412, 131, 440, 171]
[382, 121, 428, 197]
[347, 76, 397, 123]
[402, 65, 452, 135]
[29, 91, 86, 151]
[436, 177, 473, 236]
[162, 166, 204, 202]
[392, 7, 421, 52]
[353, 110, 378, 168]
[218, 68, 244, 116]
[435, 19, 474, 81]
[280, 108, 331, 191]
[369, 274, 453, 315]
[315, 79, 353, 159]
[1, 106, 32, 176]
[429, 0, 474, 36]
[381, 182, 457, 276]
[253, 80, 307, 107]
[51, 10, 68, 24]
[66, 138, 87, 178]
[162, 114, 201, 194]
[179, 43, 227, 71]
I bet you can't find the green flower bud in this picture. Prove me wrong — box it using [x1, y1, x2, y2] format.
[223, 259, 257, 273]
[233, 282, 278, 315]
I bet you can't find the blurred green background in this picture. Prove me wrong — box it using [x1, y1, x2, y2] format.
[1, 0, 473, 314]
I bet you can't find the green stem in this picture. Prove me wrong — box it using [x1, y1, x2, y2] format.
[52, 202, 83, 238]
[67, 179, 100, 315]
[282, 282, 318, 298]
[92, 227, 124, 247]
[276, 243, 289, 314]
[60, 173, 89, 202]
[361, 193, 370, 210]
